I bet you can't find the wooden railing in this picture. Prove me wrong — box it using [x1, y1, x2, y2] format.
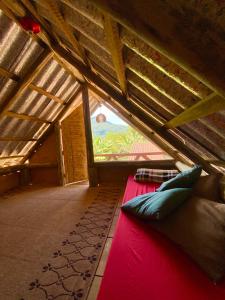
[94, 152, 165, 161]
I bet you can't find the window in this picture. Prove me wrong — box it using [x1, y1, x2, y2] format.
[90, 104, 172, 162]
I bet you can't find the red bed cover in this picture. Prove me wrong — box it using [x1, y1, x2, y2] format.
[97, 175, 225, 300]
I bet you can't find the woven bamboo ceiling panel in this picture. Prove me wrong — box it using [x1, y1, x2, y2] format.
[0, 10, 81, 167]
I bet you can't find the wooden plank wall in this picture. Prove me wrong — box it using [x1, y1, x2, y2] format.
[61, 104, 88, 184]
[0, 173, 20, 195]
[29, 132, 59, 185]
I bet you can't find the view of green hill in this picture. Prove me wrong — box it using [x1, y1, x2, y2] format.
[91, 117, 128, 137]
[91, 117, 147, 161]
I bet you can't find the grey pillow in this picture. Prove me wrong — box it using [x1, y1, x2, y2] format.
[151, 196, 225, 282]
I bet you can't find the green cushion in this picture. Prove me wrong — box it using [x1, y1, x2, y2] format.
[157, 165, 202, 192]
[122, 188, 192, 220]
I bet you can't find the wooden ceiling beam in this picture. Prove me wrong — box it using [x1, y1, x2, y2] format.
[0, 67, 20, 81]
[91, 0, 225, 100]
[0, 66, 67, 105]
[165, 93, 225, 128]
[21, 85, 83, 164]
[103, 15, 127, 96]
[0, 49, 53, 119]
[54, 54, 85, 83]
[2, 0, 26, 17]
[0, 137, 37, 142]
[121, 31, 212, 99]
[44, 0, 89, 66]
[5, 111, 51, 124]
[29, 84, 65, 104]
[0, 155, 24, 160]
[53, 45, 217, 174]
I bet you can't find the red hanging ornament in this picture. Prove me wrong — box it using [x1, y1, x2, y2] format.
[19, 16, 41, 34]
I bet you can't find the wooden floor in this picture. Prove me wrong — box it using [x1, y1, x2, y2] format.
[0, 182, 124, 300]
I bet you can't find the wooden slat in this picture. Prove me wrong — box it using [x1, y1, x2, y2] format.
[103, 15, 127, 96]
[20, 0, 57, 46]
[6, 111, 51, 123]
[54, 54, 85, 83]
[165, 93, 225, 128]
[91, 0, 225, 99]
[21, 85, 82, 164]
[44, 0, 89, 65]
[0, 155, 24, 160]
[54, 45, 218, 174]
[0, 164, 27, 175]
[0, 137, 37, 142]
[0, 49, 53, 119]
[29, 84, 65, 104]
[0, 66, 19, 81]
[2, 0, 26, 17]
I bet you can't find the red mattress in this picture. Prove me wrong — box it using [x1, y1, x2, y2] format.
[97, 175, 225, 300]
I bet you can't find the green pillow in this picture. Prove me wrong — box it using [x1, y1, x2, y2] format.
[121, 188, 192, 220]
[157, 165, 202, 192]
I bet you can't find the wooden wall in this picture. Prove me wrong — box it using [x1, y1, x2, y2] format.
[0, 173, 20, 195]
[61, 104, 88, 184]
[29, 132, 59, 185]
[95, 160, 176, 185]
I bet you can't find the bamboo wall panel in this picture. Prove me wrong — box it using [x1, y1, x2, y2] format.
[61, 104, 88, 183]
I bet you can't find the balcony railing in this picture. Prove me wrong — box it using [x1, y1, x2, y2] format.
[94, 151, 165, 161]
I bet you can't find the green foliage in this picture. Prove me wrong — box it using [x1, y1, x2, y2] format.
[93, 127, 146, 161]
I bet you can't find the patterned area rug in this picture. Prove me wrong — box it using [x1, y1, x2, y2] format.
[21, 187, 122, 300]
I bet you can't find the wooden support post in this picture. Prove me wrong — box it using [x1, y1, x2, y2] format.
[82, 85, 98, 186]
[5, 111, 51, 123]
[19, 167, 31, 186]
[165, 93, 225, 128]
[103, 15, 127, 96]
[55, 122, 66, 186]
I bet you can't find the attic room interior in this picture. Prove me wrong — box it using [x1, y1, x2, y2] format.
[0, 0, 225, 299]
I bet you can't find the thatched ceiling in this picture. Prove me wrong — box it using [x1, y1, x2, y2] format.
[0, 0, 224, 174]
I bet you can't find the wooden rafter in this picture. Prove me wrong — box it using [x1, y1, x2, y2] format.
[54, 45, 218, 174]
[0, 49, 53, 119]
[21, 85, 82, 164]
[6, 111, 51, 123]
[54, 54, 85, 83]
[0, 155, 24, 160]
[20, 0, 57, 46]
[0, 66, 19, 81]
[206, 160, 225, 168]
[165, 93, 225, 128]
[2, 0, 26, 17]
[44, 0, 89, 65]
[91, 0, 225, 99]
[103, 15, 127, 96]
[0, 137, 37, 142]
[29, 84, 65, 104]
[0, 66, 68, 105]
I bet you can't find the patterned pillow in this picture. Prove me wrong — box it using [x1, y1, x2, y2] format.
[134, 168, 179, 183]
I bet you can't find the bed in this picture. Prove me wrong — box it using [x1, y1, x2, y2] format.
[97, 175, 225, 300]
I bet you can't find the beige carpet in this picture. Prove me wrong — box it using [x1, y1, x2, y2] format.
[0, 183, 123, 300]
